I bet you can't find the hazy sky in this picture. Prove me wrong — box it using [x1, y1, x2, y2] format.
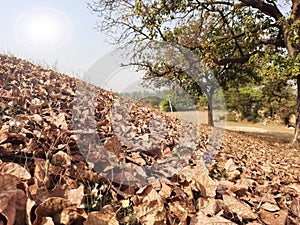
[0, 1, 114, 74]
[0, 0, 145, 92]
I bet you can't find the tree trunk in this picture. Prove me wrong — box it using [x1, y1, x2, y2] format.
[292, 74, 300, 144]
[207, 92, 214, 127]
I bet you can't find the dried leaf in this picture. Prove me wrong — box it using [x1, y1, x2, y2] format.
[40, 217, 55, 225]
[168, 201, 188, 222]
[51, 151, 72, 166]
[259, 209, 288, 225]
[134, 185, 166, 225]
[33, 197, 75, 225]
[0, 89, 12, 98]
[0, 174, 26, 225]
[193, 167, 218, 198]
[223, 194, 257, 220]
[0, 132, 8, 144]
[190, 211, 237, 225]
[261, 202, 280, 212]
[60, 206, 87, 224]
[158, 181, 172, 199]
[104, 136, 123, 158]
[33, 158, 48, 187]
[65, 185, 85, 206]
[53, 113, 68, 130]
[291, 198, 300, 217]
[0, 162, 31, 180]
[84, 211, 118, 225]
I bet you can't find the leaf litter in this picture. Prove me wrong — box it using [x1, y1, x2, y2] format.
[0, 54, 299, 224]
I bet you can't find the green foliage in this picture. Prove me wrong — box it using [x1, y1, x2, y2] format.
[225, 81, 297, 123]
[160, 96, 173, 112]
[225, 84, 263, 122]
[160, 90, 197, 112]
[90, 0, 300, 132]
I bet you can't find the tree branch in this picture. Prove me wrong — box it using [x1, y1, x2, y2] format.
[240, 0, 284, 20]
[213, 51, 259, 65]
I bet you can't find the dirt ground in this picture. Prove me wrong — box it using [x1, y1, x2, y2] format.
[167, 110, 295, 144]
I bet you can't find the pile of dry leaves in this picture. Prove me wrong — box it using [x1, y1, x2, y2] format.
[0, 54, 299, 225]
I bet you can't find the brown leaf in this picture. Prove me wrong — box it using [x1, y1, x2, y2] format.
[1, 194, 17, 225]
[84, 211, 118, 225]
[196, 198, 225, 216]
[26, 198, 36, 225]
[190, 211, 237, 225]
[0, 175, 20, 211]
[223, 194, 257, 220]
[158, 181, 172, 199]
[51, 151, 72, 166]
[104, 136, 123, 159]
[33, 197, 76, 225]
[133, 185, 166, 225]
[261, 202, 280, 212]
[31, 114, 43, 124]
[40, 217, 55, 225]
[33, 158, 48, 187]
[65, 185, 85, 206]
[287, 216, 300, 225]
[291, 197, 300, 217]
[259, 209, 288, 225]
[0, 174, 27, 225]
[0, 89, 12, 99]
[168, 201, 188, 222]
[60, 206, 87, 225]
[0, 131, 8, 144]
[193, 167, 218, 198]
[53, 113, 68, 130]
[0, 162, 31, 180]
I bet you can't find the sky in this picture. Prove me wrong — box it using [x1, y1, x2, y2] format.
[0, 0, 143, 92]
[0, 1, 291, 92]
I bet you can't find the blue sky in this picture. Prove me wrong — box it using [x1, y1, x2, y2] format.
[0, 0, 145, 92]
[0, 0, 111, 75]
[0, 1, 115, 78]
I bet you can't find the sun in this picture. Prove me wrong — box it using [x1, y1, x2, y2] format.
[14, 7, 72, 51]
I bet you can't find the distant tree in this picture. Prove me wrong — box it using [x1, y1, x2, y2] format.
[89, 0, 300, 143]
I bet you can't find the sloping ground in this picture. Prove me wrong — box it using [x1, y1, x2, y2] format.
[0, 53, 299, 225]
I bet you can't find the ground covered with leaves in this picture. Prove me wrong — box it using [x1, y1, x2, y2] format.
[0, 54, 299, 225]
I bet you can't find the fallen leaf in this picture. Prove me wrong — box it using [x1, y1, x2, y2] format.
[291, 198, 300, 217]
[168, 201, 188, 222]
[0, 162, 31, 180]
[84, 211, 118, 225]
[60, 206, 87, 224]
[33, 197, 76, 225]
[259, 209, 288, 225]
[0, 132, 8, 144]
[190, 211, 237, 225]
[133, 185, 166, 225]
[51, 151, 72, 166]
[65, 185, 85, 206]
[223, 194, 257, 221]
[104, 136, 123, 158]
[193, 167, 218, 198]
[0, 174, 27, 225]
[40, 217, 55, 225]
[261, 202, 280, 212]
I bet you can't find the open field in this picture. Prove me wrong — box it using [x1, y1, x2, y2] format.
[167, 110, 295, 143]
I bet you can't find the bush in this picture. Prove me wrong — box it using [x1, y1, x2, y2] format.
[160, 97, 176, 112]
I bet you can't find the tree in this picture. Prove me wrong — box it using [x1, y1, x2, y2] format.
[89, 0, 300, 143]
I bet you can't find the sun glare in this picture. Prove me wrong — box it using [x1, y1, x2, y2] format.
[14, 7, 72, 51]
